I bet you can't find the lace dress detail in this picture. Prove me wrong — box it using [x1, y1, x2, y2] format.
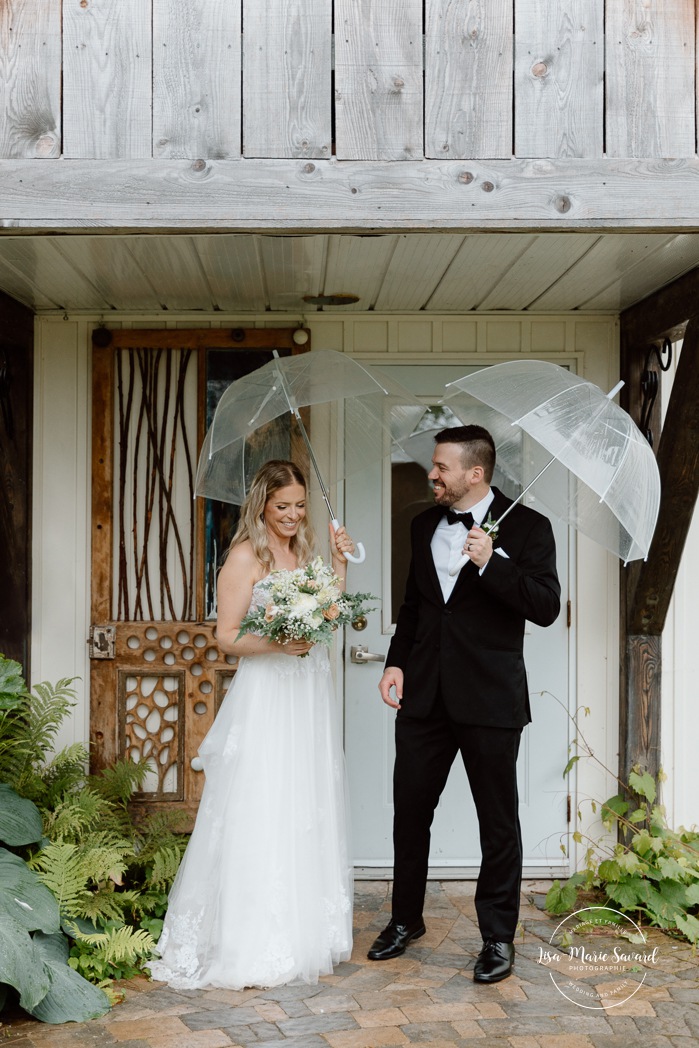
[147, 573, 353, 990]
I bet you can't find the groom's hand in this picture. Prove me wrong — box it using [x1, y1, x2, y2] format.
[463, 525, 493, 569]
[379, 666, 403, 709]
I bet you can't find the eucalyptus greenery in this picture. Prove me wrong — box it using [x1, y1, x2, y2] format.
[0, 654, 188, 1023]
[545, 700, 699, 945]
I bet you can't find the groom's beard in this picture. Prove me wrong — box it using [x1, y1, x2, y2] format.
[432, 480, 468, 507]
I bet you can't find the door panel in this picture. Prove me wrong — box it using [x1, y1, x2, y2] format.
[344, 363, 571, 874]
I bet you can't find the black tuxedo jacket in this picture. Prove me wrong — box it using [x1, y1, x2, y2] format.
[386, 487, 561, 729]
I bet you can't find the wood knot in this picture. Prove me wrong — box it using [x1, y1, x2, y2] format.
[80, 0, 88, 7]
[392, 77, 405, 90]
[303, 163, 316, 174]
[481, 181, 495, 193]
[532, 61, 548, 78]
[458, 171, 474, 184]
[554, 194, 572, 213]
[191, 159, 206, 172]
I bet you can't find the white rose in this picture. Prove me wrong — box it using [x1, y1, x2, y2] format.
[289, 593, 319, 617]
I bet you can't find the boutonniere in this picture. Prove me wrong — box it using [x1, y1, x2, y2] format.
[482, 514, 500, 545]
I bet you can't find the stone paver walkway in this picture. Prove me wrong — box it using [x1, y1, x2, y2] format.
[2, 880, 698, 1048]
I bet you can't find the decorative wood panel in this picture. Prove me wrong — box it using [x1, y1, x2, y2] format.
[425, 0, 512, 159]
[606, 0, 696, 158]
[0, 0, 60, 158]
[243, 0, 331, 159]
[335, 0, 423, 160]
[153, 0, 241, 160]
[63, 0, 152, 158]
[514, 0, 603, 158]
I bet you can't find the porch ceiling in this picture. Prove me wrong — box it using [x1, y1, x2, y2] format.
[0, 231, 698, 315]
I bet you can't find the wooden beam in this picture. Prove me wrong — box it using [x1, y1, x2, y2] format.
[4, 158, 699, 232]
[621, 265, 699, 346]
[627, 318, 699, 635]
[93, 327, 299, 350]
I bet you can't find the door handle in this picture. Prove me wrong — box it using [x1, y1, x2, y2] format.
[350, 645, 386, 664]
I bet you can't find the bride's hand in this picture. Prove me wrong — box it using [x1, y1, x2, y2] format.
[277, 638, 314, 657]
[330, 523, 355, 564]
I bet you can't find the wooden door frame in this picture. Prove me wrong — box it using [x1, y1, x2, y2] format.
[89, 326, 309, 818]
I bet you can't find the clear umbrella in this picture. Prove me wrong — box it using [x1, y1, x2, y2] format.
[442, 359, 661, 573]
[195, 349, 426, 563]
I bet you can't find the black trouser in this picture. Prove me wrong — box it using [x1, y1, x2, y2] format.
[391, 693, 523, 942]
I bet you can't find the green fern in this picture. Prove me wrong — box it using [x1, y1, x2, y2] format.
[44, 788, 115, 842]
[148, 845, 185, 890]
[73, 924, 156, 964]
[0, 677, 78, 796]
[89, 759, 150, 808]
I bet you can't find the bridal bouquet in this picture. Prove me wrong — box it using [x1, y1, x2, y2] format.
[238, 556, 376, 651]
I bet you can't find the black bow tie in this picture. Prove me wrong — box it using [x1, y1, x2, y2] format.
[444, 509, 474, 528]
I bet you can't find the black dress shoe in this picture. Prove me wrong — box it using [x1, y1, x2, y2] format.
[367, 918, 426, 960]
[473, 939, 515, 983]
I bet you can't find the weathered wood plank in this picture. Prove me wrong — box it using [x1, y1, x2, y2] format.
[621, 265, 699, 345]
[620, 634, 662, 782]
[0, 0, 60, 158]
[514, 0, 603, 158]
[243, 0, 331, 158]
[606, 0, 696, 158]
[153, 0, 241, 159]
[63, 0, 152, 158]
[627, 319, 699, 635]
[425, 0, 512, 159]
[6, 158, 699, 231]
[335, 0, 423, 160]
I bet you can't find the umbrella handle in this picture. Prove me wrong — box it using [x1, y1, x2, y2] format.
[448, 551, 471, 577]
[331, 519, 366, 564]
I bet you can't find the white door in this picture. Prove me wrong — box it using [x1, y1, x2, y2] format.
[343, 363, 572, 876]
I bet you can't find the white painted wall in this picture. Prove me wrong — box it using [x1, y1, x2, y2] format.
[661, 340, 699, 831]
[31, 310, 658, 866]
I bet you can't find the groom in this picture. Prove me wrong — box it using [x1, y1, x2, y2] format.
[368, 425, 561, 982]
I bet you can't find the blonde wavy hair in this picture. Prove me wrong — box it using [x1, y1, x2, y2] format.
[229, 460, 317, 573]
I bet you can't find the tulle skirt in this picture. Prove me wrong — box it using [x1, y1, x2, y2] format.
[147, 645, 353, 989]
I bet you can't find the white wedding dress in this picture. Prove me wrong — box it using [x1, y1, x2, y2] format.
[147, 575, 353, 989]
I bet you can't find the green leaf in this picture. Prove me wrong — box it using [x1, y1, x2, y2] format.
[684, 882, 699, 906]
[545, 879, 579, 914]
[629, 770, 657, 804]
[675, 912, 699, 945]
[0, 913, 51, 1011]
[0, 848, 60, 934]
[606, 877, 650, 909]
[597, 859, 622, 882]
[26, 932, 110, 1024]
[628, 807, 648, 825]
[601, 795, 628, 828]
[0, 656, 25, 709]
[563, 755, 580, 777]
[631, 829, 654, 856]
[0, 783, 44, 846]
[616, 851, 646, 875]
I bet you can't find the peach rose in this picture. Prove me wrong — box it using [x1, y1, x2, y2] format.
[323, 603, 340, 621]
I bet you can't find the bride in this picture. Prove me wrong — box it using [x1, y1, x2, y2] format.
[148, 460, 354, 989]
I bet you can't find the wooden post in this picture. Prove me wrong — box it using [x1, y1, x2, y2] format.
[0, 291, 34, 674]
[619, 310, 699, 787]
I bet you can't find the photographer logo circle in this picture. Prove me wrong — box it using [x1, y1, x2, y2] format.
[537, 906, 661, 1009]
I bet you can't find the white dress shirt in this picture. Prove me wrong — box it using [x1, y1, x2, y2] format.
[430, 490, 495, 602]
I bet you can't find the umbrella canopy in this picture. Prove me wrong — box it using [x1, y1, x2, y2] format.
[443, 359, 661, 563]
[196, 350, 424, 505]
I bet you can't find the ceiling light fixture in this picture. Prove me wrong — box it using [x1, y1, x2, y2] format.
[302, 293, 360, 306]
